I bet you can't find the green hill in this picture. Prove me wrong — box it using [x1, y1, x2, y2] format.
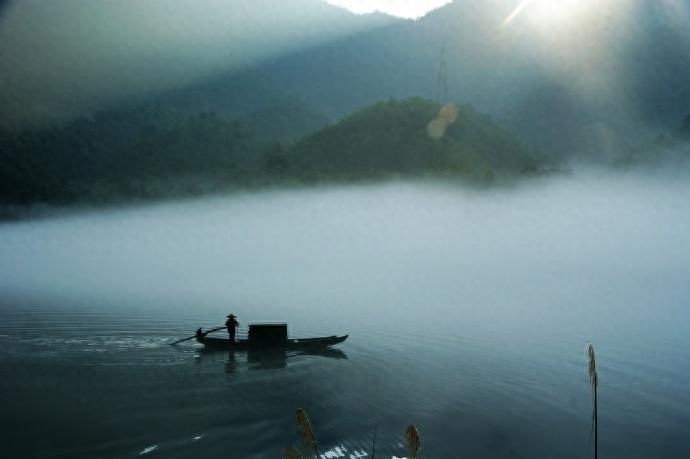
[268, 98, 539, 183]
[0, 100, 327, 207]
[0, 97, 542, 214]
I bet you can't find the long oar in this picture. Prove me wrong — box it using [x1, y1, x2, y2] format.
[170, 325, 225, 345]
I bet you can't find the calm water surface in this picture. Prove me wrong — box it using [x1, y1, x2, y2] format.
[1, 175, 689, 458]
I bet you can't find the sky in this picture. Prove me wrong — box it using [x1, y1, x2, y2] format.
[325, 0, 452, 18]
[1, 0, 689, 130]
[0, 0, 397, 124]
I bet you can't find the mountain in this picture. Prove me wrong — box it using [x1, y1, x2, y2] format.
[142, 0, 690, 160]
[0, 0, 398, 125]
[0, 97, 540, 211]
[0, 99, 328, 206]
[6, 0, 689, 160]
[268, 98, 539, 182]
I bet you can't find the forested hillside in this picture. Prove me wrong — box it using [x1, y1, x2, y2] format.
[0, 98, 541, 209]
[0, 101, 327, 206]
[268, 98, 539, 182]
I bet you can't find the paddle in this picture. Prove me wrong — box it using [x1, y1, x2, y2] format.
[170, 325, 226, 345]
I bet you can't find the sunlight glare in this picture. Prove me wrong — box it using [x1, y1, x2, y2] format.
[503, 0, 595, 29]
[531, 0, 591, 25]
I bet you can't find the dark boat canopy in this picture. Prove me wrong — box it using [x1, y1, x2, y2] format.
[248, 323, 288, 344]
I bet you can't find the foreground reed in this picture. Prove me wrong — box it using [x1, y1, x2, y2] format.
[405, 424, 423, 458]
[587, 342, 599, 459]
[282, 409, 422, 459]
[282, 343, 601, 458]
[282, 408, 319, 458]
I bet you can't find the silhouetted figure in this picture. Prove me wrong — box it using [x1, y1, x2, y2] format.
[196, 327, 207, 341]
[225, 314, 239, 342]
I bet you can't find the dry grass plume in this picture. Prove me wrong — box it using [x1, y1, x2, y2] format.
[587, 342, 598, 459]
[405, 424, 422, 458]
[295, 408, 318, 458]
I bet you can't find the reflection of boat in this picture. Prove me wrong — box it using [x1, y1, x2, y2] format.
[247, 348, 288, 370]
[196, 323, 348, 351]
[195, 345, 348, 374]
[245, 348, 349, 369]
[294, 348, 348, 360]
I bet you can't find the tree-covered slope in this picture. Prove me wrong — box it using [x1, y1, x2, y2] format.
[0, 100, 328, 206]
[0, 98, 540, 212]
[0, 109, 250, 205]
[273, 98, 539, 182]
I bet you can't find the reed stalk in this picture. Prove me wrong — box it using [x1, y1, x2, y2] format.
[405, 424, 422, 458]
[295, 408, 319, 458]
[587, 343, 598, 459]
[282, 445, 302, 459]
[370, 426, 377, 459]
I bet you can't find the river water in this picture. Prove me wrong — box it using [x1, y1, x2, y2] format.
[1, 174, 689, 458]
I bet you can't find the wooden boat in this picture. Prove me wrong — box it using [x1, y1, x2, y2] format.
[197, 334, 348, 350]
[195, 323, 348, 350]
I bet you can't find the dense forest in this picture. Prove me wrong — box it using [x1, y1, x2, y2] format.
[0, 99, 327, 207]
[0, 109, 252, 205]
[270, 98, 540, 183]
[0, 98, 543, 210]
[2, 94, 688, 216]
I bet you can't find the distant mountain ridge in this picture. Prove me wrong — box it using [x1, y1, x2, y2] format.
[0, 0, 400, 125]
[5, 0, 689, 160]
[137, 0, 690, 160]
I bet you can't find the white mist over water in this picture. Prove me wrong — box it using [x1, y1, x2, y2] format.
[1, 173, 689, 332]
[1, 173, 690, 458]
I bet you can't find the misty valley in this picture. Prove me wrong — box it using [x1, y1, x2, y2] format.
[2, 177, 690, 458]
[1, 98, 690, 218]
[1, 1, 690, 458]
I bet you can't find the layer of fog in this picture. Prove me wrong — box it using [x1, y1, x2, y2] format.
[0, 0, 395, 123]
[1, 172, 689, 344]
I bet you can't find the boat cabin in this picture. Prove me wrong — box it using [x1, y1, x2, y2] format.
[248, 323, 288, 346]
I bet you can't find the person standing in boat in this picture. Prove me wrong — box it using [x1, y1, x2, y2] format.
[225, 314, 240, 342]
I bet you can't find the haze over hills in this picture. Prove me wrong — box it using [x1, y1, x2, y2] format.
[3, 0, 690, 155]
[137, 2, 690, 159]
[0, 98, 542, 210]
[188, 0, 690, 159]
[1, 0, 690, 213]
[0, 0, 398, 124]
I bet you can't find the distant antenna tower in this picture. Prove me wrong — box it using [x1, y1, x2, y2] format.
[435, 41, 448, 103]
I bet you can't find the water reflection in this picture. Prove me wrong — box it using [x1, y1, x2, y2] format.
[4, 179, 690, 458]
[247, 348, 287, 370]
[225, 350, 239, 374]
[195, 346, 348, 374]
[294, 348, 348, 360]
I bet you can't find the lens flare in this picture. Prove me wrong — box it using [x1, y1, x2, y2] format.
[502, 0, 533, 27]
[438, 104, 459, 124]
[502, 0, 595, 29]
[427, 104, 459, 140]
